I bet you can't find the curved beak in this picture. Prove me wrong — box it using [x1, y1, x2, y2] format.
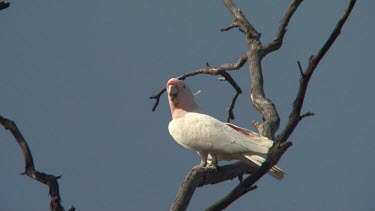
[167, 85, 178, 104]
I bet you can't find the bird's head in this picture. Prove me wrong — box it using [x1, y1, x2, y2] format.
[166, 78, 201, 118]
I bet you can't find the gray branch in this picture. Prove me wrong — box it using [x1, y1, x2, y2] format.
[222, 0, 282, 139]
[223, 0, 260, 39]
[275, 0, 357, 145]
[262, 0, 303, 56]
[0, 115, 71, 211]
[170, 162, 258, 211]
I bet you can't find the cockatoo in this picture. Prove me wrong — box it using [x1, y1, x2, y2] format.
[166, 78, 284, 180]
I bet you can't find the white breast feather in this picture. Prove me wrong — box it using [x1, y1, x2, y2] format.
[168, 112, 269, 155]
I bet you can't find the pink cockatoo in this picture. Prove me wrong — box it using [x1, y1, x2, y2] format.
[166, 78, 284, 180]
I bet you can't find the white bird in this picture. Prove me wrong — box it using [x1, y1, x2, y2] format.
[166, 78, 284, 180]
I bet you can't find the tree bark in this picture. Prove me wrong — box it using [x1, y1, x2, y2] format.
[0, 115, 74, 211]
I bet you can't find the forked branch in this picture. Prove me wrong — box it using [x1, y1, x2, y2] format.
[170, 162, 258, 211]
[262, 0, 303, 56]
[223, 0, 260, 39]
[275, 0, 357, 145]
[0, 115, 74, 211]
[216, 71, 242, 122]
[150, 54, 247, 121]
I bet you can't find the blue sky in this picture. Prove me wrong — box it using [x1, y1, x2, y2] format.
[0, 0, 374, 210]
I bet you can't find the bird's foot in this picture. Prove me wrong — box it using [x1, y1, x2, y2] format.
[206, 163, 218, 172]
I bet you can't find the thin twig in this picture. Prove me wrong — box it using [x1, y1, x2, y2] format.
[227, 92, 240, 122]
[149, 88, 166, 111]
[217, 71, 242, 122]
[150, 54, 247, 112]
[223, 0, 260, 39]
[300, 111, 314, 120]
[262, 0, 303, 56]
[0, 115, 68, 211]
[297, 61, 305, 77]
[207, 1, 283, 210]
[220, 22, 239, 31]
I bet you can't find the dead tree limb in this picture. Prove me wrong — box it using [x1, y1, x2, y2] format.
[275, 0, 357, 146]
[219, 71, 242, 122]
[170, 162, 257, 211]
[262, 0, 303, 56]
[0, 3, 75, 211]
[222, 0, 260, 39]
[0, 115, 74, 211]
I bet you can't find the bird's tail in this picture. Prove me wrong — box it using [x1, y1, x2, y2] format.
[243, 155, 285, 180]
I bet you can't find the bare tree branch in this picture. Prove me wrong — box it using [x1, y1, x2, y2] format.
[216, 71, 242, 122]
[206, 142, 293, 211]
[276, 0, 357, 145]
[297, 61, 305, 77]
[262, 0, 303, 56]
[300, 111, 315, 120]
[150, 54, 247, 121]
[0, 115, 70, 211]
[224, 0, 280, 139]
[0, 1, 10, 10]
[225, 87, 241, 122]
[170, 162, 258, 211]
[220, 22, 239, 32]
[223, 0, 260, 39]
[149, 88, 166, 112]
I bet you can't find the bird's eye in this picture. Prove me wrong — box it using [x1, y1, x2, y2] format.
[183, 85, 186, 89]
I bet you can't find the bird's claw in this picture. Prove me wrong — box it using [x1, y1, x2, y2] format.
[206, 163, 218, 172]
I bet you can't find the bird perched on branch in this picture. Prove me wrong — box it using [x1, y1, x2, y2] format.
[166, 78, 284, 180]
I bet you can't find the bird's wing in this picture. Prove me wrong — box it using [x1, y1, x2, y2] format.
[172, 113, 270, 155]
[225, 123, 274, 148]
[243, 154, 284, 180]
